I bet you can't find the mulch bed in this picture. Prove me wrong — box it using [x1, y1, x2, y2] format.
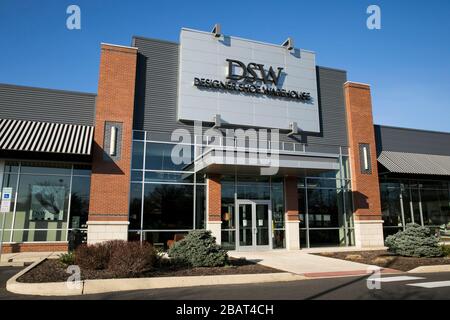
[317, 250, 450, 272]
[17, 258, 282, 283]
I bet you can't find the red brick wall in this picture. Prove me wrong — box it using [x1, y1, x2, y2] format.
[285, 176, 299, 221]
[207, 174, 222, 222]
[1, 243, 68, 254]
[344, 82, 382, 221]
[88, 44, 137, 222]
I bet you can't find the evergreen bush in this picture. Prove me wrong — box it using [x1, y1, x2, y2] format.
[168, 230, 228, 267]
[385, 223, 443, 257]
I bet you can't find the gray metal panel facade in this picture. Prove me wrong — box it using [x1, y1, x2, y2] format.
[375, 125, 450, 156]
[132, 36, 192, 134]
[0, 83, 96, 126]
[132, 37, 348, 150]
[305, 67, 348, 147]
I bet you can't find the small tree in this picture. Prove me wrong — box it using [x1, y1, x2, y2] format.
[385, 223, 443, 257]
[168, 230, 228, 267]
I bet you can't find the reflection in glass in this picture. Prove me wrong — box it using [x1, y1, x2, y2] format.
[69, 177, 91, 229]
[238, 204, 253, 246]
[256, 204, 269, 246]
[129, 183, 142, 230]
[145, 142, 193, 171]
[142, 184, 194, 230]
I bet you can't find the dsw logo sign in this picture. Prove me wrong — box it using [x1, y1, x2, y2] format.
[226, 59, 283, 86]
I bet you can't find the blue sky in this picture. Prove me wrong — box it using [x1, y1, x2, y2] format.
[0, 0, 449, 131]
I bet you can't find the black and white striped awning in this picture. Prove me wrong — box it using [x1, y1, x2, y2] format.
[0, 118, 94, 155]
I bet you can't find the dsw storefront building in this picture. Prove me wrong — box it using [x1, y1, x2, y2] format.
[0, 27, 449, 253]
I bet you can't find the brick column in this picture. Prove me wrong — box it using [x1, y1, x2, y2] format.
[87, 43, 138, 244]
[206, 174, 222, 244]
[284, 176, 300, 250]
[344, 82, 384, 248]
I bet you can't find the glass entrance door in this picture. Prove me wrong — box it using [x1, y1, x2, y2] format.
[237, 200, 272, 250]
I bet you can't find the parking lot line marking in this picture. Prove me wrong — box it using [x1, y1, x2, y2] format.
[372, 276, 426, 283]
[407, 281, 450, 288]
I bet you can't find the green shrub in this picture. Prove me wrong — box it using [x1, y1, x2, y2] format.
[442, 245, 450, 257]
[168, 230, 228, 267]
[385, 223, 443, 257]
[58, 252, 75, 266]
[108, 241, 158, 277]
[74, 240, 158, 276]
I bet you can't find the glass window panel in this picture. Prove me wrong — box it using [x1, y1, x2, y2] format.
[236, 177, 270, 200]
[221, 230, 236, 250]
[14, 174, 70, 233]
[300, 229, 307, 248]
[401, 185, 413, 224]
[195, 185, 206, 229]
[307, 178, 338, 189]
[145, 142, 193, 171]
[238, 204, 253, 246]
[12, 229, 67, 242]
[383, 227, 402, 239]
[131, 141, 144, 169]
[1, 174, 18, 230]
[422, 188, 449, 226]
[144, 171, 194, 183]
[20, 162, 71, 175]
[420, 180, 448, 190]
[72, 164, 91, 176]
[133, 131, 145, 140]
[142, 231, 189, 251]
[142, 184, 194, 229]
[4, 161, 19, 173]
[129, 183, 142, 230]
[271, 179, 284, 229]
[306, 170, 340, 180]
[131, 170, 143, 182]
[307, 188, 344, 228]
[221, 180, 235, 203]
[380, 183, 403, 227]
[69, 176, 91, 229]
[256, 204, 269, 246]
[345, 189, 354, 228]
[297, 178, 306, 188]
[273, 230, 285, 249]
[298, 187, 306, 228]
[309, 229, 346, 247]
[1, 230, 11, 242]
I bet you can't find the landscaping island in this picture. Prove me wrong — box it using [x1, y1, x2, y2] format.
[318, 250, 449, 272]
[17, 230, 282, 284]
[17, 257, 281, 283]
[319, 224, 450, 272]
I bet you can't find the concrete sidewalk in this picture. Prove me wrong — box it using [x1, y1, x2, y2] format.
[229, 249, 396, 277]
[0, 252, 63, 267]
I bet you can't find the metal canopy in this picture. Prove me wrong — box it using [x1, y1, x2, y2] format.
[378, 151, 450, 176]
[0, 118, 94, 155]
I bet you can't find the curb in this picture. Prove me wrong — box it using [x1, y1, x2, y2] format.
[83, 273, 305, 295]
[7, 260, 306, 296]
[0, 262, 26, 267]
[408, 265, 450, 274]
[7, 257, 83, 296]
[302, 267, 403, 279]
